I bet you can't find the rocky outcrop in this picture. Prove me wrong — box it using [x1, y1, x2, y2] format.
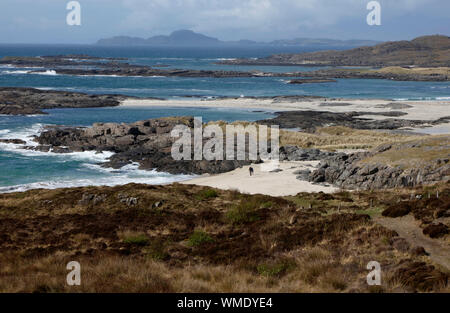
[27, 118, 339, 175]
[308, 138, 450, 190]
[31, 117, 255, 175]
[3, 52, 448, 81]
[0, 139, 26, 145]
[279, 145, 335, 161]
[288, 78, 337, 84]
[278, 146, 337, 181]
[0, 55, 284, 78]
[0, 87, 125, 115]
[258, 110, 450, 132]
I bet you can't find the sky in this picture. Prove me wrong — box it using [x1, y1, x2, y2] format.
[0, 0, 448, 44]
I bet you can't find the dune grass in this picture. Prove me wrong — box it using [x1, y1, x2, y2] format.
[207, 121, 423, 151]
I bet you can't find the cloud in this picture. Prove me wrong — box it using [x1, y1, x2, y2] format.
[0, 0, 448, 43]
[115, 0, 448, 40]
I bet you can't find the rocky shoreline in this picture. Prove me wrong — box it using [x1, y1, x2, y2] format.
[2, 54, 448, 81]
[3, 117, 336, 176]
[258, 110, 450, 132]
[308, 137, 450, 190]
[0, 55, 285, 78]
[0, 87, 127, 115]
[26, 117, 253, 175]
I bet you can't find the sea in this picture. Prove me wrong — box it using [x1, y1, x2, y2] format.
[0, 44, 449, 192]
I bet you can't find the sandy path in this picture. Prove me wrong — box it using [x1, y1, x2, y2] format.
[375, 215, 450, 270]
[182, 161, 337, 197]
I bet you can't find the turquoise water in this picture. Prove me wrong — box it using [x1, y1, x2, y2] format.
[0, 45, 449, 192]
[0, 106, 274, 192]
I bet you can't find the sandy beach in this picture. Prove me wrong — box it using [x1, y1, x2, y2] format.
[121, 97, 450, 122]
[123, 97, 450, 196]
[182, 161, 337, 197]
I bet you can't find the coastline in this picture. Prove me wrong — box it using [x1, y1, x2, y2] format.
[121, 97, 450, 122]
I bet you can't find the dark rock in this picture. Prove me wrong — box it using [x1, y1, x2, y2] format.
[279, 145, 335, 161]
[0, 139, 26, 144]
[78, 193, 106, 206]
[288, 78, 337, 84]
[51, 146, 72, 153]
[293, 169, 311, 175]
[295, 169, 312, 181]
[32, 145, 51, 152]
[121, 197, 138, 206]
[307, 137, 450, 190]
[258, 110, 447, 131]
[375, 103, 414, 110]
[270, 169, 283, 173]
[0, 87, 124, 115]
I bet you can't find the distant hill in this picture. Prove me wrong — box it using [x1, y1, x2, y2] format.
[221, 35, 450, 67]
[98, 30, 220, 46]
[96, 30, 380, 47]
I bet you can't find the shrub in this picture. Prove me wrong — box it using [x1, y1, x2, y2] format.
[188, 230, 214, 247]
[123, 235, 149, 246]
[145, 240, 169, 260]
[382, 203, 411, 217]
[327, 277, 348, 291]
[226, 199, 261, 225]
[195, 189, 218, 201]
[261, 201, 273, 209]
[257, 260, 296, 277]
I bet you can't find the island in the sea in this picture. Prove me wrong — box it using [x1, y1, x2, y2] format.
[96, 29, 381, 47]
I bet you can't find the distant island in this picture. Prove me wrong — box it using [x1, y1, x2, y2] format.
[219, 35, 450, 67]
[96, 29, 381, 47]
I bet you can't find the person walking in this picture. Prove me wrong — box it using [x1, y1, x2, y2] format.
[249, 167, 254, 176]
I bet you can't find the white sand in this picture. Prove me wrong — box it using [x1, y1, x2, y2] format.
[121, 98, 450, 122]
[182, 161, 337, 197]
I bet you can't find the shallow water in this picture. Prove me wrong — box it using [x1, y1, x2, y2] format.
[0, 106, 274, 192]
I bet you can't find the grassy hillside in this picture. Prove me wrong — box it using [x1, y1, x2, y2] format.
[0, 183, 448, 293]
[228, 35, 450, 67]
